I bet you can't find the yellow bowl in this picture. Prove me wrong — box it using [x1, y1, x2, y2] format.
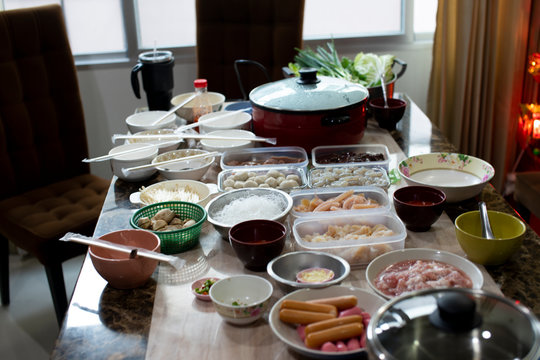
[455, 210, 526, 265]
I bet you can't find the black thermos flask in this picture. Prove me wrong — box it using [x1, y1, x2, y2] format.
[131, 50, 174, 111]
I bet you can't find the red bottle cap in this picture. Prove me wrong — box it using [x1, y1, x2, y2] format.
[194, 79, 208, 88]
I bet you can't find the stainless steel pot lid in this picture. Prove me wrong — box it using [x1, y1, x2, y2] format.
[249, 68, 369, 112]
[367, 288, 540, 360]
[138, 50, 173, 63]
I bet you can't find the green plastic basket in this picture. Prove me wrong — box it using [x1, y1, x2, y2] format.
[130, 201, 207, 254]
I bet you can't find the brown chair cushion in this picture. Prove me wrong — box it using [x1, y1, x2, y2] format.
[0, 174, 109, 265]
[196, 0, 304, 99]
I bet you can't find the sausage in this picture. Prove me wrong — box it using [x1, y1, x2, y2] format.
[281, 299, 338, 316]
[305, 323, 364, 349]
[279, 308, 335, 325]
[338, 306, 364, 318]
[304, 315, 363, 336]
[307, 295, 358, 310]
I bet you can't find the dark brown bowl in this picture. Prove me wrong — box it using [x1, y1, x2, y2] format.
[369, 98, 407, 131]
[229, 220, 287, 271]
[393, 186, 446, 231]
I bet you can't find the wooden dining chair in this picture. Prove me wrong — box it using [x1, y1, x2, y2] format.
[0, 5, 109, 325]
[195, 0, 305, 100]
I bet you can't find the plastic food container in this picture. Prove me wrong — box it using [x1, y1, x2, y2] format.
[292, 213, 406, 266]
[308, 166, 390, 191]
[312, 144, 390, 171]
[218, 166, 307, 192]
[220, 146, 308, 171]
[289, 186, 390, 220]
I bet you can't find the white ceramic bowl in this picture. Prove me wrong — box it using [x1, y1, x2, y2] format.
[170, 92, 226, 122]
[136, 179, 213, 206]
[152, 149, 215, 181]
[200, 129, 256, 152]
[269, 285, 386, 359]
[198, 110, 252, 134]
[209, 275, 273, 325]
[397, 152, 495, 202]
[109, 143, 158, 182]
[125, 111, 177, 134]
[127, 128, 183, 154]
[365, 248, 484, 299]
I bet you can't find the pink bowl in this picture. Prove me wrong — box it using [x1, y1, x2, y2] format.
[90, 229, 161, 289]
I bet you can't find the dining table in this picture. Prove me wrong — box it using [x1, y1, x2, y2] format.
[51, 94, 540, 359]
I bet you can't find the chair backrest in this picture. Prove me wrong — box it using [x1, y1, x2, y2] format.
[195, 0, 305, 100]
[0, 5, 90, 199]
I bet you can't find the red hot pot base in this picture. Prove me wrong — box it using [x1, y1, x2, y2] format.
[251, 103, 367, 153]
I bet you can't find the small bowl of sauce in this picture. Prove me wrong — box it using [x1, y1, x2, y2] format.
[393, 186, 446, 231]
[296, 267, 335, 284]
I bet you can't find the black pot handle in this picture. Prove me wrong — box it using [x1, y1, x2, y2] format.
[393, 58, 407, 80]
[131, 62, 144, 99]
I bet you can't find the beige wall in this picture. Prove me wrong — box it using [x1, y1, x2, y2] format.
[77, 42, 433, 179]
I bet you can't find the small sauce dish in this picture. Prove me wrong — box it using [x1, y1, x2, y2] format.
[191, 277, 220, 301]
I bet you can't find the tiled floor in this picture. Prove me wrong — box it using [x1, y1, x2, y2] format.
[0, 253, 84, 360]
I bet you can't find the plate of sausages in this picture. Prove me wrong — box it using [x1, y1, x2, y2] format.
[268, 285, 386, 359]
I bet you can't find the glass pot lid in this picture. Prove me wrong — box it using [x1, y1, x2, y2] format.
[249, 68, 369, 112]
[367, 288, 540, 360]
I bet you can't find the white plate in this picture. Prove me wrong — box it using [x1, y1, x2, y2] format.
[268, 285, 386, 359]
[129, 180, 217, 207]
[365, 248, 484, 299]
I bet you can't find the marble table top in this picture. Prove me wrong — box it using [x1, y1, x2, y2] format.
[51, 95, 540, 359]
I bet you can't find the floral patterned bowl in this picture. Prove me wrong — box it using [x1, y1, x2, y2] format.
[397, 153, 495, 203]
[209, 275, 273, 325]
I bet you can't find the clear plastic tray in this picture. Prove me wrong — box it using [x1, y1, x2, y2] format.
[292, 212, 406, 266]
[218, 166, 307, 192]
[289, 186, 390, 220]
[312, 144, 390, 171]
[308, 166, 390, 191]
[220, 146, 308, 170]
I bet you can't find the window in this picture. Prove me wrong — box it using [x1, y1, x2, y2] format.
[2, 0, 437, 64]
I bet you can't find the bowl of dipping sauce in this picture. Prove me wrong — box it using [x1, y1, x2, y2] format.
[393, 186, 446, 231]
[229, 219, 287, 271]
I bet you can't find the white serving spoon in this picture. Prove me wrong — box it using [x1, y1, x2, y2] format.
[478, 202, 495, 239]
[60, 232, 185, 270]
[124, 151, 219, 172]
[150, 93, 197, 126]
[82, 144, 157, 163]
[112, 133, 277, 145]
[174, 109, 245, 133]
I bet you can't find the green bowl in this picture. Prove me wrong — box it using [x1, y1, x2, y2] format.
[455, 210, 526, 265]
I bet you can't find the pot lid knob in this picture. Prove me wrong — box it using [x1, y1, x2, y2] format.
[429, 292, 482, 332]
[296, 68, 320, 85]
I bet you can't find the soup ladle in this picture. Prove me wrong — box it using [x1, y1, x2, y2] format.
[478, 201, 495, 239]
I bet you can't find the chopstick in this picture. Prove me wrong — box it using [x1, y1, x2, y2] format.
[174, 109, 246, 133]
[82, 144, 157, 163]
[125, 151, 220, 171]
[112, 133, 277, 145]
[150, 93, 197, 126]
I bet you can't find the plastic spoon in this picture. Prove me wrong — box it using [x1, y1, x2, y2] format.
[124, 151, 220, 172]
[174, 109, 245, 133]
[112, 133, 277, 145]
[478, 202, 495, 239]
[380, 72, 389, 109]
[150, 93, 197, 126]
[82, 144, 157, 163]
[60, 232, 185, 270]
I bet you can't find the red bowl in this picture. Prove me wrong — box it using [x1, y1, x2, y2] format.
[89, 229, 160, 289]
[369, 98, 407, 131]
[229, 220, 287, 271]
[393, 186, 446, 231]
